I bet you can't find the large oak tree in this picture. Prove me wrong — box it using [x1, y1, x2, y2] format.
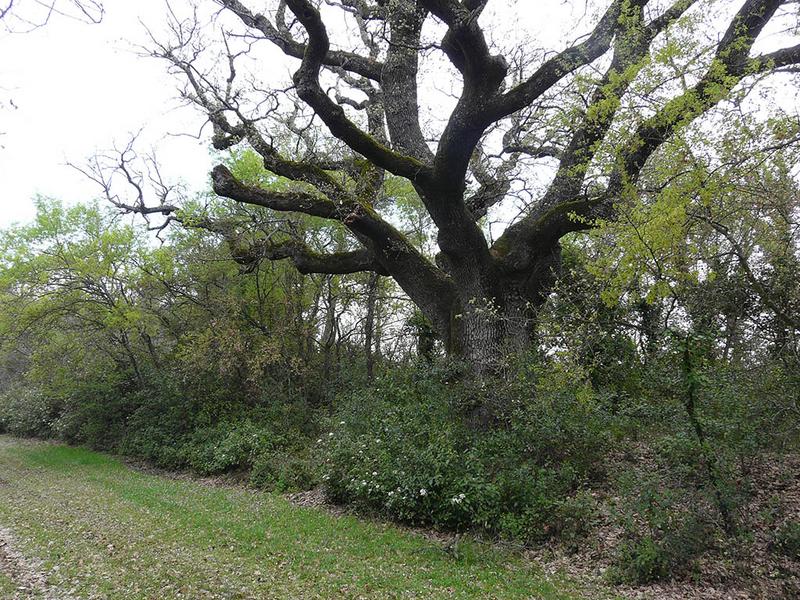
[112, 0, 800, 369]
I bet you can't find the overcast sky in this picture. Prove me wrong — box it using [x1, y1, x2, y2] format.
[0, 0, 796, 231]
[0, 0, 213, 227]
[0, 0, 639, 231]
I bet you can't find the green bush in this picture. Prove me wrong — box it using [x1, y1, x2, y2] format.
[116, 384, 196, 468]
[250, 449, 319, 492]
[119, 425, 189, 470]
[612, 537, 671, 584]
[0, 387, 56, 437]
[320, 364, 610, 543]
[180, 421, 274, 476]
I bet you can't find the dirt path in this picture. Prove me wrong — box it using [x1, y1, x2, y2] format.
[0, 526, 74, 600]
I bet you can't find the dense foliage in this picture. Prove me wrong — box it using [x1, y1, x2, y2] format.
[4, 0, 800, 596]
[1, 122, 799, 590]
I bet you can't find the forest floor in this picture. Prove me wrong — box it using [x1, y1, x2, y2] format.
[0, 436, 600, 600]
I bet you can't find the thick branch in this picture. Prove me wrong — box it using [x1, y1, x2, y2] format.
[646, 0, 699, 32]
[753, 42, 800, 70]
[428, 0, 622, 202]
[213, 164, 457, 334]
[381, 2, 434, 162]
[231, 238, 388, 275]
[211, 164, 340, 218]
[284, 0, 435, 183]
[420, 0, 507, 90]
[611, 0, 785, 191]
[485, 0, 624, 123]
[496, 0, 795, 275]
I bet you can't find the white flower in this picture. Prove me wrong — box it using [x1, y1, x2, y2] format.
[339, 421, 346, 425]
[372, 471, 378, 476]
[419, 488, 427, 496]
[328, 432, 334, 437]
[316, 438, 322, 444]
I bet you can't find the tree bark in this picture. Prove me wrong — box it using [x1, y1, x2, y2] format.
[364, 273, 379, 380]
[321, 278, 337, 382]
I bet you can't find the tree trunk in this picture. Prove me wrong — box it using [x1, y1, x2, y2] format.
[321, 278, 337, 381]
[436, 250, 559, 373]
[364, 273, 379, 380]
[447, 297, 538, 373]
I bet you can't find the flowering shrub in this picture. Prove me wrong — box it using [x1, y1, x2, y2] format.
[320, 366, 609, 542]
[0, 386, 56, 437]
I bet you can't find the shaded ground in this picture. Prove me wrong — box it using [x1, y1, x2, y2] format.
[0, 436, 589, 600]
[525, 452, 800, 600]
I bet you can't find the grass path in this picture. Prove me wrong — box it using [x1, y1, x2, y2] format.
[0, 436, 595, 599]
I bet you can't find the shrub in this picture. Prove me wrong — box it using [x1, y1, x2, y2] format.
[180, 421, 273, 476]
[0, 387, 56, 437]
[612, 536, 671, 584]
[250, 449, 319, 492]
[320, 364, 610, 543]
[116, 384, 196, 469]
[774, 521, 800, 560]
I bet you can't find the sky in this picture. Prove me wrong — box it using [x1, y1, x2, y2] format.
[0, 0, 213, 227]
[0, 0, 628, 234]
[0, 0, 797, 231]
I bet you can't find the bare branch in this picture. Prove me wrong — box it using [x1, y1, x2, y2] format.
[217, 0, 384, 80]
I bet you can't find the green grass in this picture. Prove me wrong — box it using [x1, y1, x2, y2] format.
[0, 436, 596, 599]
[0, 571, 16, 596]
